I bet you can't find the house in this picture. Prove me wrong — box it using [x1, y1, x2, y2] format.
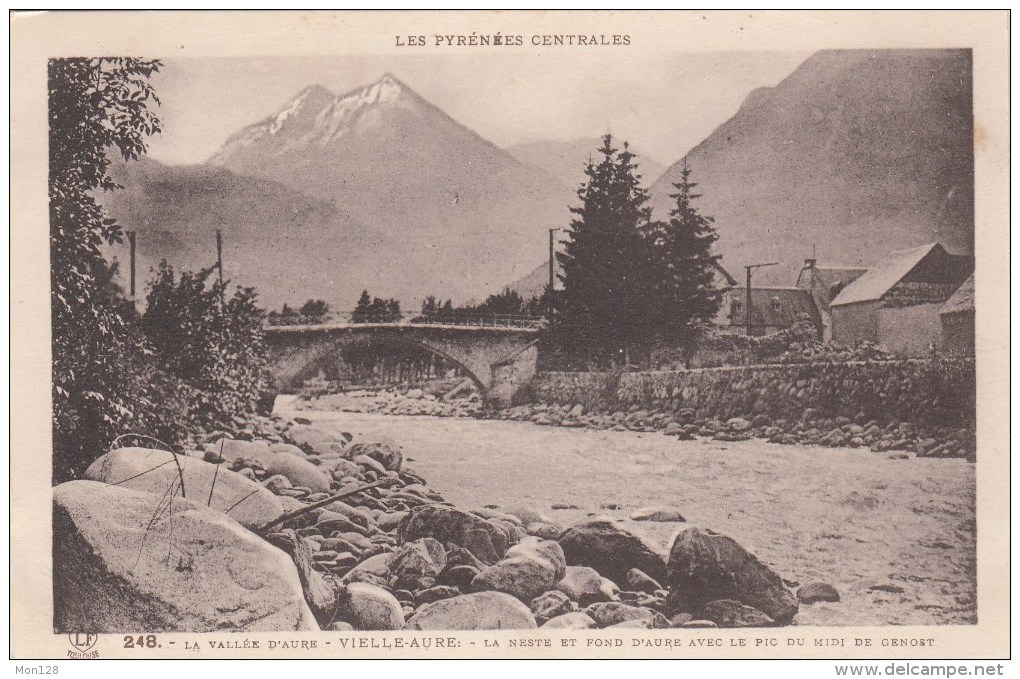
[722, 286, 822, 336]
[939, 273, 975, 356]
[795, 259, 869, 342]
[830, 242, 972, 355]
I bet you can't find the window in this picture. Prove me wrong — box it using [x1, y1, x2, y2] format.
[771, 297, 782, 312]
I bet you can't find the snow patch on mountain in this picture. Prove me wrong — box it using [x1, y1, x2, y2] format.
[269, 87, 318, 135]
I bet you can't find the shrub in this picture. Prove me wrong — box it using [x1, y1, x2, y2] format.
[141, 261, 269, 429]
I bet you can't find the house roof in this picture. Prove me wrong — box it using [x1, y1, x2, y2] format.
[729, 287, 820, 328]
[830, 242, 945, 307]
[940, 274, 974, 315]
[796, 265, 870, 311]
[800, 266, 869, 291]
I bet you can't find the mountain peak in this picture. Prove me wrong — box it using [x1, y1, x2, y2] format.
[338, 72, 409, 108]
[265, 83, 335, 135]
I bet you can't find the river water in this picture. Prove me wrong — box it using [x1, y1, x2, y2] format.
[277, 397, 976, 627]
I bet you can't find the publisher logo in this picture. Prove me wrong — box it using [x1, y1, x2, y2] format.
[67, 633, 99, 658]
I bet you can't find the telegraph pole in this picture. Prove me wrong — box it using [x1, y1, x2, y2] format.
[548, 228, 560, 319]
[744, 261, 779, 336]
[215, 228, 225, 308]
[127, 230, 136, 303]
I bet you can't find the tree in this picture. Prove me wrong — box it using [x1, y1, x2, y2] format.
[299, 299, 330, 318]
[647, 159, 723, 365]
[351, 290, 373, 323]
[142, 261, 268, 428]
[352, 290, 401, 322]
[556, 134, 656, 366]
[49, 57, 162, 478]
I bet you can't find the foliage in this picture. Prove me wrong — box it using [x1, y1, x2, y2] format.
[419, 288, 545, 320]
[351, 290, 402, 322]
[421, 295, 453, 316]
[299, 299, 330, 317]
[644, 160, 724, 364]
[49, 57, 163, 480]
[555, 134, 657, 366]
[141, 261, 269, 428]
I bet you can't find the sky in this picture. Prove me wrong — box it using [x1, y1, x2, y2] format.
[146, 51, 810, 167]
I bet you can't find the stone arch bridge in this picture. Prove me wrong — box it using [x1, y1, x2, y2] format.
[264, 321, 540, 407]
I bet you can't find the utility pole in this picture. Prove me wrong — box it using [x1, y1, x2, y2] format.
[127, 230, 136, 304]
[548, 228, 560, 319]
[215, 228, 225, 308]
[744, 261, 779, 336]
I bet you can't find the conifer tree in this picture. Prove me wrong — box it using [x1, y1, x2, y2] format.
[351, 290, 373, 322]
[647, 159, 723, 362]
[556, 134, 655, 366]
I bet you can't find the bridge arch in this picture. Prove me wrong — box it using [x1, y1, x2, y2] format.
[264, 323, 539, 406]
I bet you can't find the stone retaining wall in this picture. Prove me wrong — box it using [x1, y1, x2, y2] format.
[525, 359, 975, 428]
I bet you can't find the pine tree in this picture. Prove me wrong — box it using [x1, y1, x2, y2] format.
[556, 134, 655, 366]
[648, 159, 723, 363]
[351, 290, 373, 322]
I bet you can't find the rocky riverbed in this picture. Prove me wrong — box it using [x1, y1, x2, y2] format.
[295, 385, 976, 460]
[55, 404, 971, 634]
[285, 406, 977, 627]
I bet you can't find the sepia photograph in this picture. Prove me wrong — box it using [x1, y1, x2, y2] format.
[10, 9, 1010, 662]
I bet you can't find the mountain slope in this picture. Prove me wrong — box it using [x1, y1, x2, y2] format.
[102, 156, 393, 311]
[208, 75, 572, 304]
[650, 49, 974, 285]
[508, 138, 665, 193]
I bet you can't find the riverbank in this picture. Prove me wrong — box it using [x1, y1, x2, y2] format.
[292, 378, 976, 460]
[281, 404, 977, 627]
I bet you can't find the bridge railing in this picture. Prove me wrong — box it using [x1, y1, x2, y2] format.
[265, 310, 546, 329]
[409, 312, 546, 329]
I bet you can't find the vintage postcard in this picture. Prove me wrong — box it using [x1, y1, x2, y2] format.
[10, 10, 1010, 660]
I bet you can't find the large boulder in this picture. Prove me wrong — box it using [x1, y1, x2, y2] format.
[529, 590, 575, 621]
[505, 537, 567, 582]
[472, 555, 558, 602]
[265, 453, 331, 494]
[397, 505, 510, 564]
[541, 612, 596, 629]
[554, 565, 617, 605]
[388, 538, 447, 588]
[324, 500, 372, 530]
[346, 441, 402, 472]
[85, 447, 283, 530]
[585, 602, 656, 627]
[405, 592, 537, 630]
[798, 582, 840, 604]
[287, 425, 348, 455]
[666, 527, 798, 624]
[340, 553, 393, 587]
[558, 519, 666, 584]
[335, 583, 405, 630]
[701, 599, 775, 628]
[53, 481, 316, 633]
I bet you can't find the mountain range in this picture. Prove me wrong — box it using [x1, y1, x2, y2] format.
[648, 49, 974, 285]
[105, 74, 571, 311]
[103, 51, 974, 311]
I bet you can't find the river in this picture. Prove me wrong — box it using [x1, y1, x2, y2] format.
[277, 397, 976, 627]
